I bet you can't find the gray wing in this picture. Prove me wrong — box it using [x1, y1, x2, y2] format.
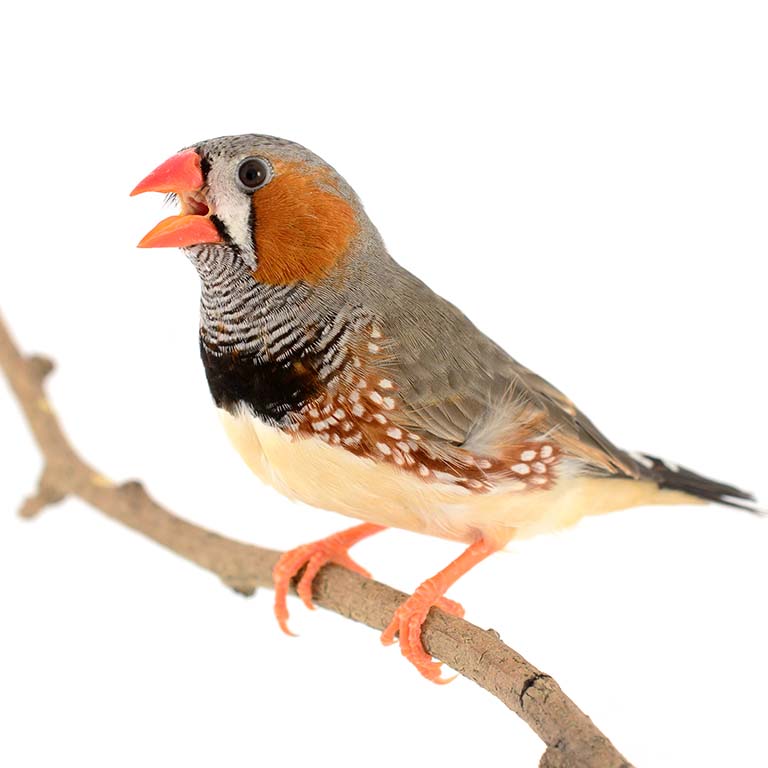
[374, 267, 640, 477]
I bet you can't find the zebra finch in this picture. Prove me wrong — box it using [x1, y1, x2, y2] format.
[131, 134, 763, 683]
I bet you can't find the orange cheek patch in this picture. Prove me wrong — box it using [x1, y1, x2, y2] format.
[252, 164, 358, 284]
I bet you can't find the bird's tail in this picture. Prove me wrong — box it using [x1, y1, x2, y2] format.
[630, 452, 764, 515]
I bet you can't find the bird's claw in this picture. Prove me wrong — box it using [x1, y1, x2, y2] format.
[273, 538, 371, 636]
[381, 584, 464, 684]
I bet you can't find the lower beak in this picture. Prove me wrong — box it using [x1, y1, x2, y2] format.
[131, 149, 223, 248]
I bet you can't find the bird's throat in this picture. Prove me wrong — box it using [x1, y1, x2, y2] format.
[188, 244, 332, 425]
[189, 244, 313, 356]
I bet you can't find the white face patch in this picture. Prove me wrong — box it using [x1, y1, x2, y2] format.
[205, 153, 273, 269]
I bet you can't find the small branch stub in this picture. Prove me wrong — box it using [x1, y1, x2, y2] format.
[27, 354, 55, 381]
[18, 467, 67, 518]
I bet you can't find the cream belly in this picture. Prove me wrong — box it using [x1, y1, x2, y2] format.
[219, 407, 699, 547]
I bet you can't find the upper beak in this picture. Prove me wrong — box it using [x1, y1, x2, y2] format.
[131, 149, 223, 248]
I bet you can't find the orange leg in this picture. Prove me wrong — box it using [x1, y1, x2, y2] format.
[273, 523, 386, 635]
[381, 537, 499, 684]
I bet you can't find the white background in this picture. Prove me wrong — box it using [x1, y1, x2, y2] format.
[1, 2, 766, 766]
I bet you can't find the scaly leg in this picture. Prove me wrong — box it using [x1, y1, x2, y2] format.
[381, 537, 499, 683]
[273, 523, 386, 635]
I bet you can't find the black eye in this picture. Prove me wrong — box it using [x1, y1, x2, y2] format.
[236, 157, 270, 191]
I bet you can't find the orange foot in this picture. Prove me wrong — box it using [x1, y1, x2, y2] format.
[273, 523, 385, 635]
[381, 583, 466, 683]
[380, 537, 499, 684]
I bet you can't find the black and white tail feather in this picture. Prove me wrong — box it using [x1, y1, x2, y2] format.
[629, 451, 765, 515]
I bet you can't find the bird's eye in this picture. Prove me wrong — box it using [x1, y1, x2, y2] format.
[236, 157, 271, 192]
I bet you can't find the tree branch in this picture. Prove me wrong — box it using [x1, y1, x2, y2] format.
[0, 308, 632, 768]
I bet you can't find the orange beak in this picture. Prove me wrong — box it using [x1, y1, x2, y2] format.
[131, 149, 223, 248]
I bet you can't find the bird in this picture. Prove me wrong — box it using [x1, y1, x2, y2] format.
[131, 134, 762, 683]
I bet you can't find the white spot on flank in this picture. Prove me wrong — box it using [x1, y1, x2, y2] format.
[539, 445, 553, 459]
[467, 479, 484, 489]
[349, 390, 360, 403]
[352, 356, 362, 368]
[418, 464, 430, 477]
[477, 459, 492, 469]
[343, 433, 362, 446]
[508, 480, 527, 491]
[331, 434, 341, 445]
[521, 450, 537, 461]
[532, 462, 546, 474]
[376, 442, 392, 455]
[396, 441, 411, 453]
[334, 409, 345, 420]
[373, 413, 387, 424]
[309, 409, 320, 419]
[312, 420, 328, 432]
[382, 397, 396, 410]
[379, 379, 393, 389]
[511, 463, 530, 475]
[370, 326, 382, 339]
[408, 433, 421, 441]
[352, 404, 365, 417]
[368, 343, 380, 353]
[368, 391, 384, 405]
[531, 476, 548, 485]
[386, 427, 403, 439]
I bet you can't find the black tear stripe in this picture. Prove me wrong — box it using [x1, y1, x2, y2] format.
[199, 154, 212, 179]
[209, 215, 231, 243]
[200, 339, 322, 425]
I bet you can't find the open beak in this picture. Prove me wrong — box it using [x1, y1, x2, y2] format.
[131, 149, 223, 248]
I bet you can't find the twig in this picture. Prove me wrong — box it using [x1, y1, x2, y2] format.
[0, 308, 632, 768]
